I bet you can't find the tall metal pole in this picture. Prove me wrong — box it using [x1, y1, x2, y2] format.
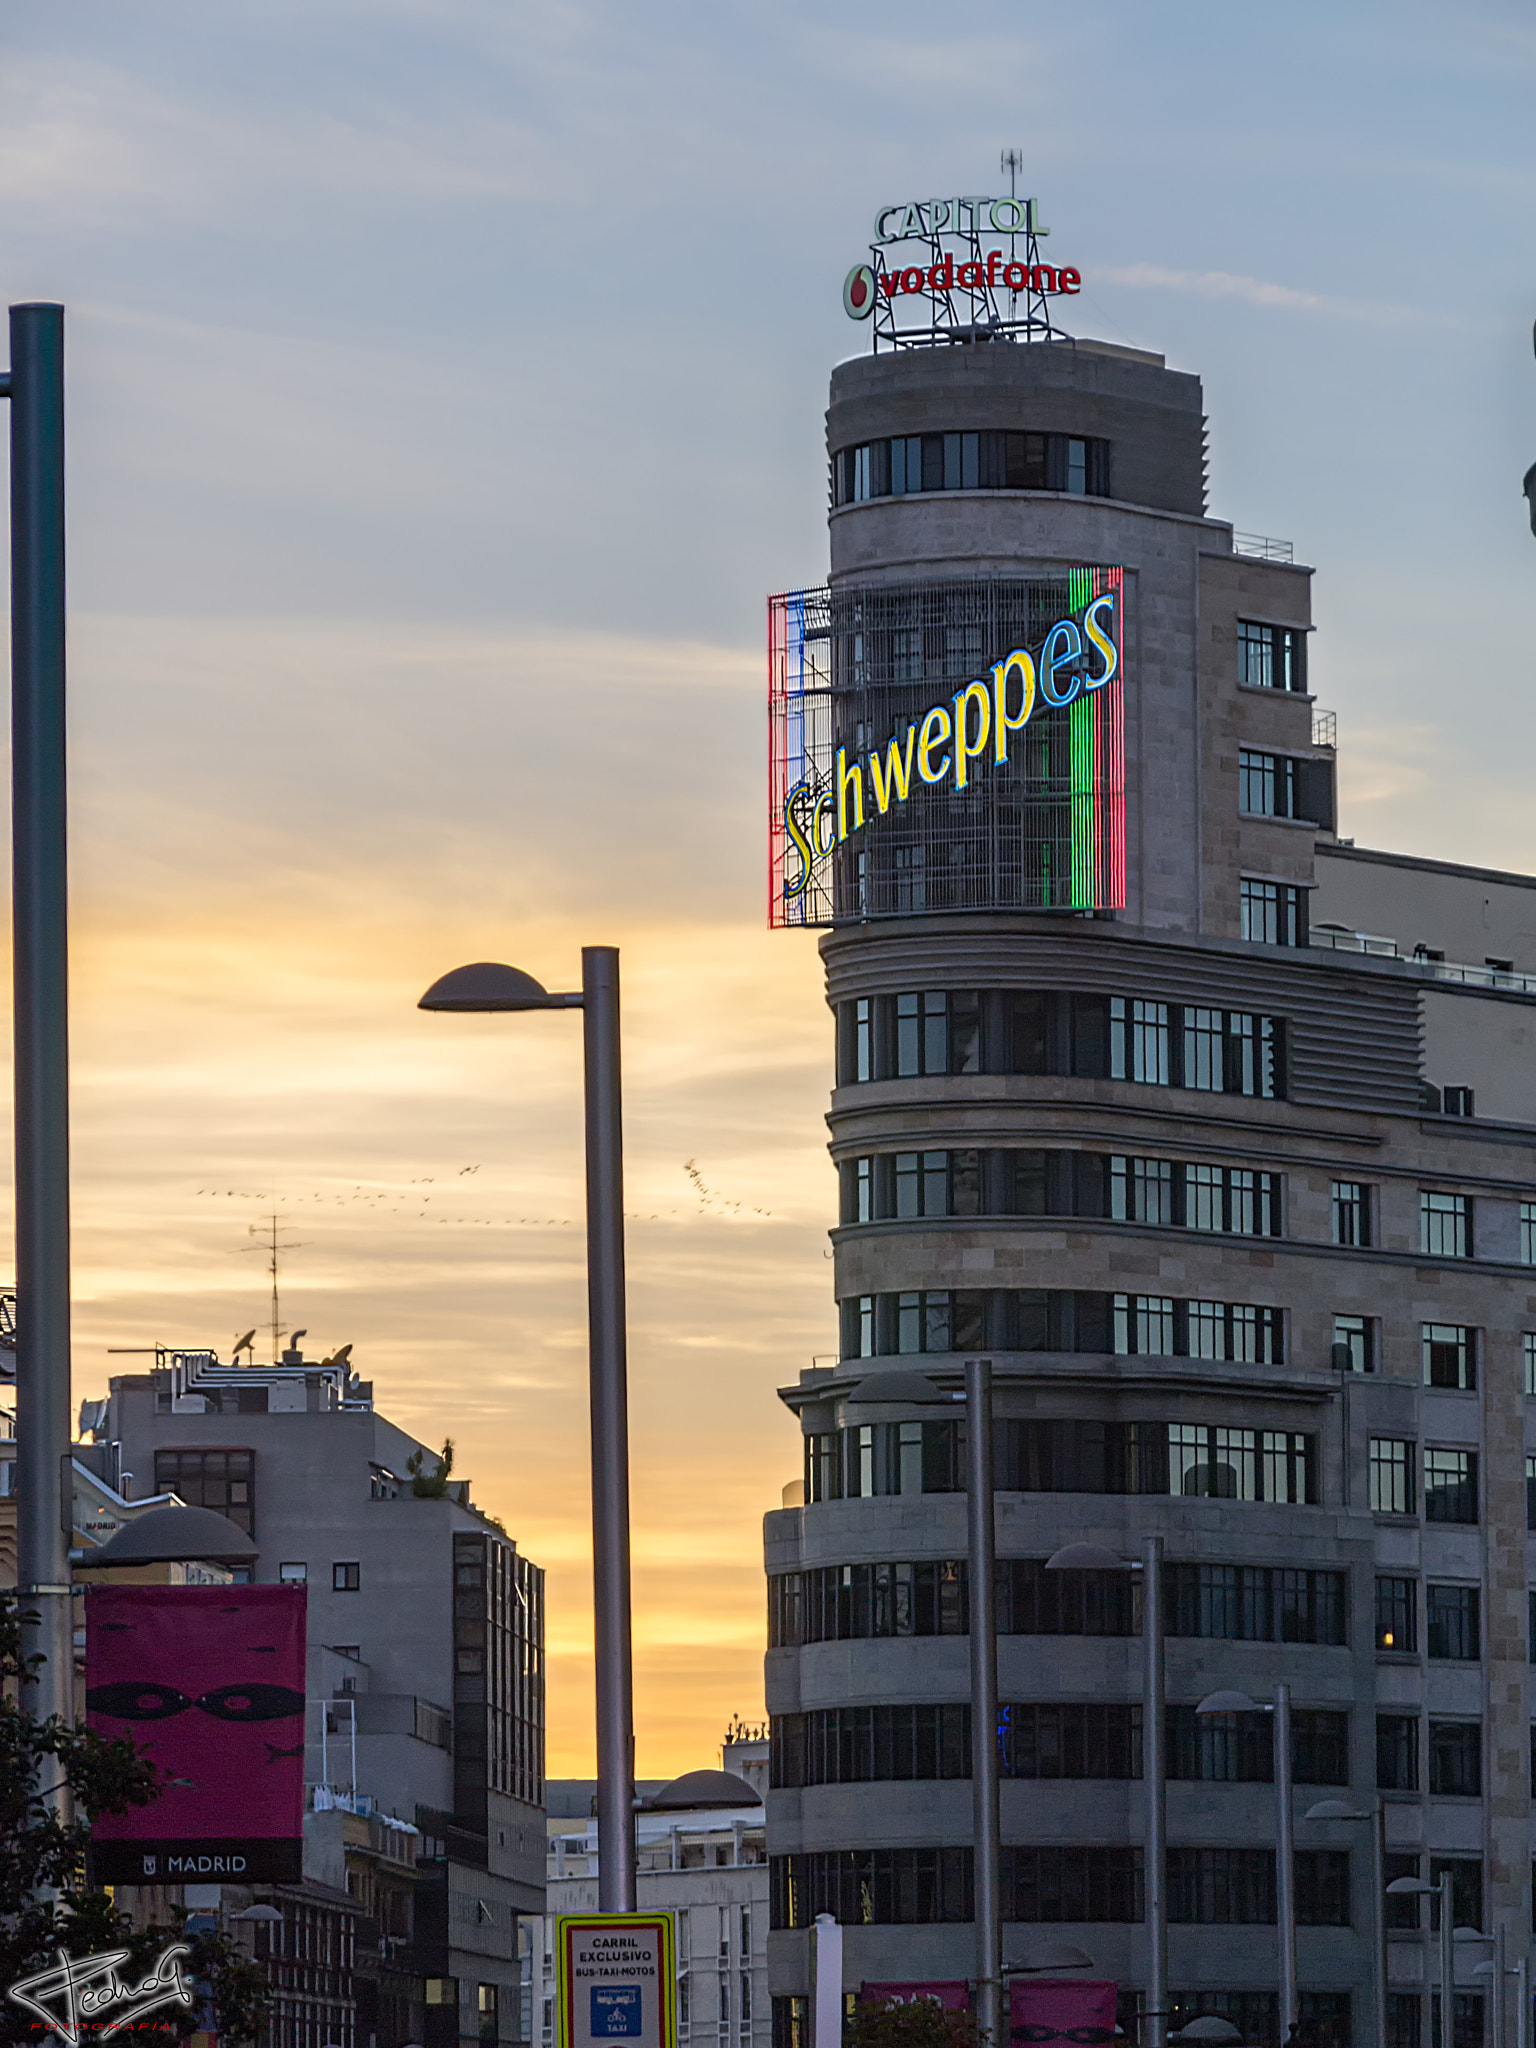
[1274, 1682, 1297, 2045]
[1372, 1799, 1388, 2048]
[7, 302, 73, 1730]
[966, 1359, 1001, 2047]
[581, 945, 636, 1912]
[1513, 1954, 1527, 2048]
[1495, 1922, 1508, 2048]
[1439, 1872, 1455, 2048]
[1143, 1537, 1167, 2048]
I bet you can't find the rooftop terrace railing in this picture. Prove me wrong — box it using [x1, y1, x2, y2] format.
[1311, 925, 1536, 994]
[1233, 531, 1295, 564]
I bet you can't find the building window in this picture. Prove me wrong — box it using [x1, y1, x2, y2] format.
[279, 1562, 308, 1585]
[1166, 1706, 1347, 1785]
[1166, 1848, 1348, 1925]
[1423, 1449, 1477, 1524]
[832, 431, 1112, 508]
[854, 998, 871, 1082]
[1523, 1204, 1536, 1265]
[1528, 1454, 1536, 1531]
[1163, 1565, 1345, 1645]
[1238, 750, 1298, 819]
[1426, 1584, 1479, 1661]
[1334, 1316, 1373, 1374]
[1369, 1440, 1414, 1515]
[333, 1561, 360, 1591]
[770, 1847, 974, 1928]
[1423, 1324, 1474, 1390]
[1420, 1190, 1471, 1258]
[1376, 1576, 1417, 1654]
[152, 1447, 255, 1536]
[1427, 1722, 1481, 1798]
[478, 1985, 499, 2043]
[1377, 1714, 1419, 1792]
[1240, 878, 1307, 947]
[1526, 1334, 1536, 1395]
[1331, 1181, 1371, 1247]
[1442, 1086, 1475, 1118]
[1238, 619, 1307, 693]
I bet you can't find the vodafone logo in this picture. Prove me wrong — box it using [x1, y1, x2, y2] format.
[844, 264, 876, 321]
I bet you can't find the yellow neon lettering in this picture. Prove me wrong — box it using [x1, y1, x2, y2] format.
[869, 727, 916, 813]
[952, 681, 991, 790]
[1083, 593, 1117, 689]
[917, 705, 952, 784]
[813, 793, 837, 856]
[836, 746, 865, 840]
[992, 651, 1036, 763]
[782, 785, 815, 897]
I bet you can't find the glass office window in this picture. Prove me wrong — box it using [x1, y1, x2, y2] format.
[1370, 1440, 1414, 1515]
[1423, 1449, 1477, 1524]
[1423, 1325, 1474, 1391]
[1331, 1182, 1371, 1247]
[1420, 1190, 1471, 1259]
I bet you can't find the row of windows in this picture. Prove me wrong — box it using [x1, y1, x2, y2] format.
[809, 1418, 1314, 1505]
[767, 1703, 1351, 1788]
[1376, 1714, 1483, 1796]
[840, 1148, 1282, 1237]
[831, 431, 1112, 507]
[1238, 749, 1334, 826]
[776, 1993, 1358, 2048]
[769, 1846, 1350, 1928]
[767, 1560, 1347, 1648]
[841, 1156, 1493, 1267]
[838, 1290, 1286, 1365]
[1368, 1440, 1478, 1522]
[837, 990, 1284, 1098]
[1375, 1578, 1478, 1658]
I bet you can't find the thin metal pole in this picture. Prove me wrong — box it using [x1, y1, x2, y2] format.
[1495, 1923, 1508, 2048]
[966, 1359, 1000, 2047]
[1274, 1682, 1296, 2044]
[1143, 1537, 1167, 2048]
[8, 302, 73, 1732]
[1372, 1799, 1388, 2048]
[581, 945, 636, 1912]
[1514, 1955, 1527, 2048]
[1439, 1872, 1455, 2048]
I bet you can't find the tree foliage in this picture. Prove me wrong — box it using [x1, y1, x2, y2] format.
[849, 1998, 982, 2048]
[0, 1590, 272, 2047]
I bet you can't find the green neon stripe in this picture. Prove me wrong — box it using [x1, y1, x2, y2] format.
[1069, 692, 1094, 906]
[1067, 566, 1091, 613]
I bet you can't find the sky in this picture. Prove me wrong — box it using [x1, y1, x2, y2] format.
[0, 0, 1534, 1776]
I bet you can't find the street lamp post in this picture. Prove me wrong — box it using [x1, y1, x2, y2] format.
[3, 301, 74, 1734]
[419, 948, 636, 1911]
[1387, 1871, 1455, 2048]
[1194, 1687, 1295, 2044]
[1304, 1798, 1387, 2048]
[1044, 1538, 1165, 2048]
[966, 1359, 1001, 2048]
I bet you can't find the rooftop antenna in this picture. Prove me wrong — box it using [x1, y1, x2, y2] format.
[1000, 148, 1024, 198]
[242, 1210, 310, 1365]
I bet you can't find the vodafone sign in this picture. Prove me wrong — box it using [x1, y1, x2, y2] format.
[843, 187, 1080, 336]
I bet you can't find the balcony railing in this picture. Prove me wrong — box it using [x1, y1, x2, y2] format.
[1312, 709, 1337, 749]
[1233, 531, 1295, 564]
[1311, 925, 1536, 993]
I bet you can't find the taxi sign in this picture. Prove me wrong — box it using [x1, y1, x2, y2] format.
[557, 1914, 677, 2048]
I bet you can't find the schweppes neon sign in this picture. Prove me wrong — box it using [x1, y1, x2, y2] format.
[781, 589, 1118, 897]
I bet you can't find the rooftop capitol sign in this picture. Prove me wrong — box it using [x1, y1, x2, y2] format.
[843, 193, 1081, 321]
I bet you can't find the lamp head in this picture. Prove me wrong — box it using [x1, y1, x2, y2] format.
[419, 962, 565, 1012]
[1044, 1542, 1130, 1574]
[1387, 1877, 1434, 1895]
[1195, 1689, 1262, 1716]
[1304, 1800, 1370, 1821]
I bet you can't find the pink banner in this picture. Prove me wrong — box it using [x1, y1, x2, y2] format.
[861, 1985, 971, 2012]
[86, 1583, 306, 1883]
[1009, 1980, 1118, 2046]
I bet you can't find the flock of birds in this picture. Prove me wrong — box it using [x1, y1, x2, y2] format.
[192, 1158, 773, 1229]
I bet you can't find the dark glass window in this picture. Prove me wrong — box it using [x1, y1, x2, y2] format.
[1163, 1565, 1345, 1645]
[1377, 1714, 1419, 1791]
[1241, 877, 1307, 947]
[1427, 1721, 1481, 1797]
[1001, 1702, 1141, 1780]
[1166, 1707, 1346, 1785]
[770, 1848, 972, 1928]
[153, 1447, 255, 1536]
[1423, 1324, 1475, 1391]
[996, 1559, 1135, 1637]
[768, 1563, 968, 1647]
[1376, 1576, 1417, 1654]
[332, 1561, 360, 1591]
[1421, 1191, 1471, 1258]
[1426, 1584, 1479, 1661]
[1167, 1849, 1348, 1925]
[1423, 1448, 1477, 1524]
[770, 1705, 971, 1788]
[1335, 1315, 1373, 1374]
[1331, 1181, 1371, 1246]
[1238, 620, 1307, 693]
[1369, 1439, 1414, 1515]
[831, 432, 1112, 508]
[1239, 750, 1297, 819]
[1002, 1846, 1141, 1923]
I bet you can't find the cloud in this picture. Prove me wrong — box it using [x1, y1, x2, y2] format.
[1098, 261, 1465, 330]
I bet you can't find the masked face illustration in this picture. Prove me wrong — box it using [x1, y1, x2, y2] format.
[86, 1585, 307, 1846]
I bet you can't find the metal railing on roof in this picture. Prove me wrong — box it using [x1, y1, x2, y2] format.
[1310, 926, 1536, 994]
[1312, 709, 1337, 749]
[1233, 531, 1295, 564]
